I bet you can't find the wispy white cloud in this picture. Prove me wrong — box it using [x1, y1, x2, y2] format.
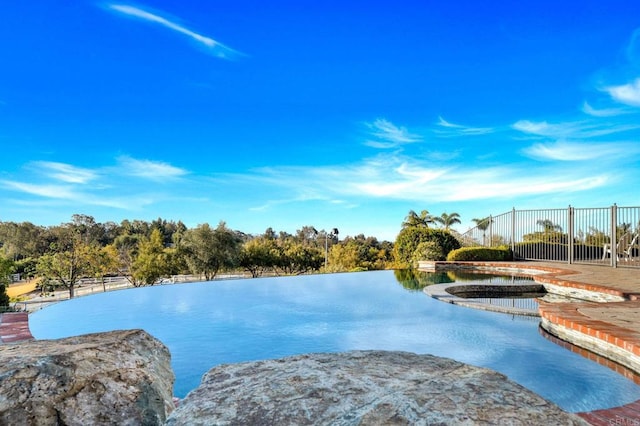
[118, 156, 188, 181]
[522, 141, 640, 161]
[443, 173, 608, 201]
[1, 181, 78, 199]
[341, 160, 608, 202]
[33, 161, 97, 184]
[363, 118, 421, 148]
[226, 153, 613, 209]
[581, 101, 629, 117]
[0, 156, 190, 214]
[353, 160, 448, 197]
[512, 119, 640, 139]
[106, 3, 244, 59]
[247, 194, 355, 212]
[434, 116, 494, 137]
[0, 179, 159, 210]
[605, 78, 640, 106]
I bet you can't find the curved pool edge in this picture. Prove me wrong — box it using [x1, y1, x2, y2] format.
[423, 282, 543, 317]
[419, 261, 640, 425]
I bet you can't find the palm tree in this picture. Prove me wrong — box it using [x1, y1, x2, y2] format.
[401, 210, 435, 229]
[472, 217, 492, 246]
[435, 212, 461, 230]
[472, 217, 492, 230]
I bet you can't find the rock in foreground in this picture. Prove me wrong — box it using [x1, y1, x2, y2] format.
[167, 350, 586, 425]
[0, 329, 175, 426]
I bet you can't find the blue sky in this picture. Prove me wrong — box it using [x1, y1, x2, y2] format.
[2, 1, 640, 241]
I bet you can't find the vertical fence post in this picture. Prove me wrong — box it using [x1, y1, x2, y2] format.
[511, 208, 516, 255]
[488, 215, 493, 247]
[611, 203, 618, 268]
[567, 205, 574, 264]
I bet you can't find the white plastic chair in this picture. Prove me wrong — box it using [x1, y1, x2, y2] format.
[621, 233, 639, 261]
[602, 232, 633, 261]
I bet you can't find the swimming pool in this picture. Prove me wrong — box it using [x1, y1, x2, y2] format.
[30, 270, 640, 412]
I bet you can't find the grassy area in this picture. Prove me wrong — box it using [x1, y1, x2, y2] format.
[7, 279, 39, 298]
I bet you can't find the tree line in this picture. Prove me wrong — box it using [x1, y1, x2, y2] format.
[0, 210, 465, 303]
[0, 215, 394, 299]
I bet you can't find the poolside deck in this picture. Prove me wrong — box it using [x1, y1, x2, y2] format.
[2, 262, 640, 424]
[529, 262, 640, 425]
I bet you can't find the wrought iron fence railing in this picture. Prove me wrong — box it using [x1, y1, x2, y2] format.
[460, 204, 640, 269]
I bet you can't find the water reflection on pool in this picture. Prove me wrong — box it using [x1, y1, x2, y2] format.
[30, 270, 640, 412]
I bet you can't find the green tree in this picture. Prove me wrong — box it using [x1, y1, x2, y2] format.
[401, 210, 435, 229]
[0, 221, 48, 260]
[295, 225, 322, 247]
[70, 214, 107, 245]
[164, 244, 189, 277]
[181, 222, 242, 280]
[151, 217, 188, 246]
[0, 255, 14, 310]
[522, 219, 568, 244]
[472, 217, 493, 246]
[89, 244, 121, 291]
[393, 227, 460, 268]
[36, 232, 93, 298]
[327, 234, 392, 272]
[327, 240, 361, 271]
[239, 236, 278, 278]
[131, 229, 169, 286]
[472, 217, 492, 230]
[434, 212, 461, 230]
[411, 241, 445, 263]
[14, 257, 38, 280]
[113, 233, 142, 283]
[273, 239, 323, 275]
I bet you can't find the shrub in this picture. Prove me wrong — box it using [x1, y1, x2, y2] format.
[411, 241, 445, 263]
[513, 242, 567, 261]
[447, 246, 512, 262]
[522, 231, 569, 244]
[393, 228, 461, 268]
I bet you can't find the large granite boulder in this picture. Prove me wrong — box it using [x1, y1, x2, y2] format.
[0, 329, 175, 426]
[167, 350, 586, 425]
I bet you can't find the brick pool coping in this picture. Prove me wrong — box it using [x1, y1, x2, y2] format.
[0, 312, 34, 344]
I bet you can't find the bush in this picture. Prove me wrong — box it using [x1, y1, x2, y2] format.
[522, 231, 569, 244]
[447, 247, 513, 262]
[513, 242, 568, 261]
[412, 241, 445, 263]
[393, 228, 461, 268]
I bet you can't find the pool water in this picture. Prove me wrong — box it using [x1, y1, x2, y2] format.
[30, 270, 640, 412]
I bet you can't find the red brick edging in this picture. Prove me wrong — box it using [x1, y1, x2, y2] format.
[0, 312, 34, 344]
